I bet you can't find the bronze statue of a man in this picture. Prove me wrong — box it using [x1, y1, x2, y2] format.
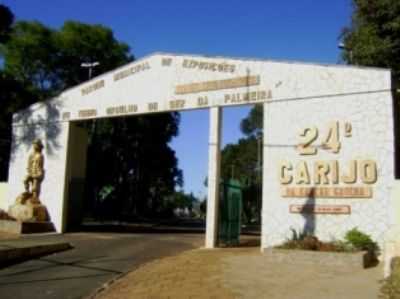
[24, 139, 45, 199]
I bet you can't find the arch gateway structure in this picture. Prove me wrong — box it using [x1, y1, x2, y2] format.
[6, 53, 400, 253]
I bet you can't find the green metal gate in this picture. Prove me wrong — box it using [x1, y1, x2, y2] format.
[218, 179, 242, 246]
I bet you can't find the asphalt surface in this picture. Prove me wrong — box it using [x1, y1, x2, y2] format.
[0, 232, 203, 299]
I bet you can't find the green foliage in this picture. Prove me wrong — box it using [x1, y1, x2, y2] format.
[277, 228, 377, 253]
[0, 15, 136, 182]
[240, 104, 263, 137]
[278, 235, 322, 251]
[221, 136, 262, 185]
[139, 191, 198, 219]
[289, 228, 308, 241]
[0, 8, 182, 222]
[172, 191, 196, 209]
[221, 135, 262, 224]
[55, 21, 132, 88]
[98, 185, 115, 202]
[165, 191, 197, 214]
[330, 240, 356, 252]
[0, 71, 36, 180]
[0, 4, 13, 43]
[220, 103, 263, 224]
[278, 237, 353, 252]
[2, 20, 133, 98]
[86, 112, 183, 219]
[344, 227, 379, 252]
[341, 0, 400, 81]
[3, 21, 58, 98]
[200, 200, 207, 217]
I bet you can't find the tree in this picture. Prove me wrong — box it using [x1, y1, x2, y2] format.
[87, 113, 183, 219]
[240, 104, 263, 137]
[3, 21, 133, 99]
[0, 72, 35, 180]
[55, 21, 132, 88]
[165, 191, 197, 217]
[219, 103, 264, 223]
[1, 18, 182, 221]
[220, 136, 262, 223]
[221, 136, 261, 185]
[214, 102, 265, 224]
[341, 0, 400, 81]
[341, 0, 400, 177]
[0, 4, 13, 43]
[0, 5, 30, 180]
[203, 103, 264, 223]
[3, 21, 58, 99]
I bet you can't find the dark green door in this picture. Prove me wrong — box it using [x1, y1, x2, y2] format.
[218, 179, 242, 246]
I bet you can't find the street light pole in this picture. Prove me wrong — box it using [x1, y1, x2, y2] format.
[256, 134, 262, 223]
[338, 42, 353, 64]
[81, 61, 100, 80]
[80, 61, 101, 169]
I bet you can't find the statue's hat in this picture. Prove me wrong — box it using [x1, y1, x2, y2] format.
[33, 139, 44, 149]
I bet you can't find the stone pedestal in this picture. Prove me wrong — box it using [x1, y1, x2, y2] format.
[0, 192, 55, 234]
[0, 220, 55, 234]
[8, 203, 48, 222]
[7, 192, 50, 223]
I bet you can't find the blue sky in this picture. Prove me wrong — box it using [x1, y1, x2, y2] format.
[2, 0, 353, 199]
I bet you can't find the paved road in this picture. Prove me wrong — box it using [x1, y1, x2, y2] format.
[0, 232, 203, 299]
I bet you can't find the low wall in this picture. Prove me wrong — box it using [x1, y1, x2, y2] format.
[0, 183, 9, 211]
[263, 248, 374, 270]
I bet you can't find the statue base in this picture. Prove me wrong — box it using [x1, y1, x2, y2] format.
[8, 192, 49, 222]
[0, 219, 55, 234]
[0, 192, 55, 234]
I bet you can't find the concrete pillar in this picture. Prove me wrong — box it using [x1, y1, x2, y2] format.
[61, 123, 89, 232]
[205, 107, 222, 248]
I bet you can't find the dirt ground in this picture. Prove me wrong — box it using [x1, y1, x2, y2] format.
[93, 247, 383, 299]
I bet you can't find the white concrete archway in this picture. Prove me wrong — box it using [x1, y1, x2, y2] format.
[7, 53, 396, 251]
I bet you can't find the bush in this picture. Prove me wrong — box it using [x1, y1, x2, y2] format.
[345, 227, 379, 253]
[277, 228, 379, 253]
[278, 230, 348, 252]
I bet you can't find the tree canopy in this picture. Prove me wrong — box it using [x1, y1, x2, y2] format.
[55, 21, 132, 88]
[87, 113, 183, 219]
[0, 4, 13, 43]
[341, 0, 400, 81]
[240, 104, 263, 137]
[220, 104, 263, 224]
[221, 136, 261, 186]
[0, 6, 182, 221]
[341, 0, 400, 177]
[2, 21, 133, 99]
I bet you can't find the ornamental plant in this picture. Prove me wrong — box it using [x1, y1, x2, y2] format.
[344, 227, 379, 253]
[277, 227, 379, 253]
